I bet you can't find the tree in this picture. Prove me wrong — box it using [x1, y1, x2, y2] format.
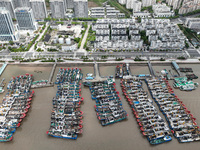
[9, 41, 14, 45]
[27, 32, 30, 36]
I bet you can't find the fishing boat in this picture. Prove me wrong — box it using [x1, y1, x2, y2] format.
[121, 77, 172, 145]
[146, 77, 200, 143]
[0, 74, 34, 142]
[47, 68, 83, 140]
[85, 79, 127, 126]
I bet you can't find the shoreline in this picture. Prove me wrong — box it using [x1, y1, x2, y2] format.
[3, 60, 200, 66]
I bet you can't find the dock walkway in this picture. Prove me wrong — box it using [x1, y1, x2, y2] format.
[147, 61, 155, 77]
[48, 63, 56, 83]
[83, 62, 107, 83]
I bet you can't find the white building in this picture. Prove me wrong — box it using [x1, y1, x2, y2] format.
[179, 0, 200, 14]
[126, 0, 135, 9]
[50, 0, 65, 19]
[132, 1, 142, 12]
[185, 18, 200, 29]
[133, 12, 151, 18]
[0, 0, 15, 18]
[74, 0, 88, 18]
[0, 7, 19, 41]
[15, 7, 37, 30]
[152, 3, 174, 18]
[12, 0, 31, 8]
[142, 0, 156, 7]
[30, 0, 47, 20]
[166, 0, 183, 9]
[118, 0, 126, 5]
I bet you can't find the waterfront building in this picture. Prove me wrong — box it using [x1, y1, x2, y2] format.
[15, 7, 37, 30]
[30, 0, 47, 19]
[74, 0, 88, 18]
[0, 7, 19, 41]
[0, 0, 15, 18]
[50, 0, 65, 18]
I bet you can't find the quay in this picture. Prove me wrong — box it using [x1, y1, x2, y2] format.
[83, 62, 107, 83]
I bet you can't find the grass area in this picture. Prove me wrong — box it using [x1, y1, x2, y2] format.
[56, 22, 64, 25]
[73, 18, 97, 21]
[9, 34, 39, 52]
[78, 22, 88, 48]
[38, 22, 46, 25]
[134, 56, 145, 61]
[20, 59, 42, 62]
[47, 48, 58, 52]
[36, 48, 44, 52]
[84, 26, 96, 51]
[71, 22, 81, 25]
[141, 6, 153, 13]
[140, 30, 149, 45]
[88, 0, 107, 6]
[115, 58, 124, 61]
[107, 0, 132, 18]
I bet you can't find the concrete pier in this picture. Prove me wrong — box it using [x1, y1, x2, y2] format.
[48, 63, 56, 83]
[83, 62, 107, 83]
[147, 61, 155, 77]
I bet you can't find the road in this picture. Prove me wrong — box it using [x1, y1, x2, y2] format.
[75, 23, 91, 57]
[28, 22, 49, 53]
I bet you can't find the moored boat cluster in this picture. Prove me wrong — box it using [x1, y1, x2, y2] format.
[89, 80, 128, 126]
[47, 68, 83, 140]
[121, 77, 172, 145]
[0, 74, 34, 142]
[115, 63, 131, 78]
[146, 77, 200, 143]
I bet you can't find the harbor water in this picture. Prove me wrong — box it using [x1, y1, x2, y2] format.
[0, 63, 200, 150]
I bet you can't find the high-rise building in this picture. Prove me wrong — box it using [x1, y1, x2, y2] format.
[166, 0, 183, 9]
[0, 0, 15, 18]
[12, 0, 31, 8]
[15, 7, 37, 30]
[133, 1, 142, 12]
[74, 0, 88, 18]
[50, 0, 65, 18]
[0, 7, 19, 41]
[64, 0, 74, 9]
[142, 0, 156, 7]
[126, 0, 133, 9]
[30, 0, 47, 19]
